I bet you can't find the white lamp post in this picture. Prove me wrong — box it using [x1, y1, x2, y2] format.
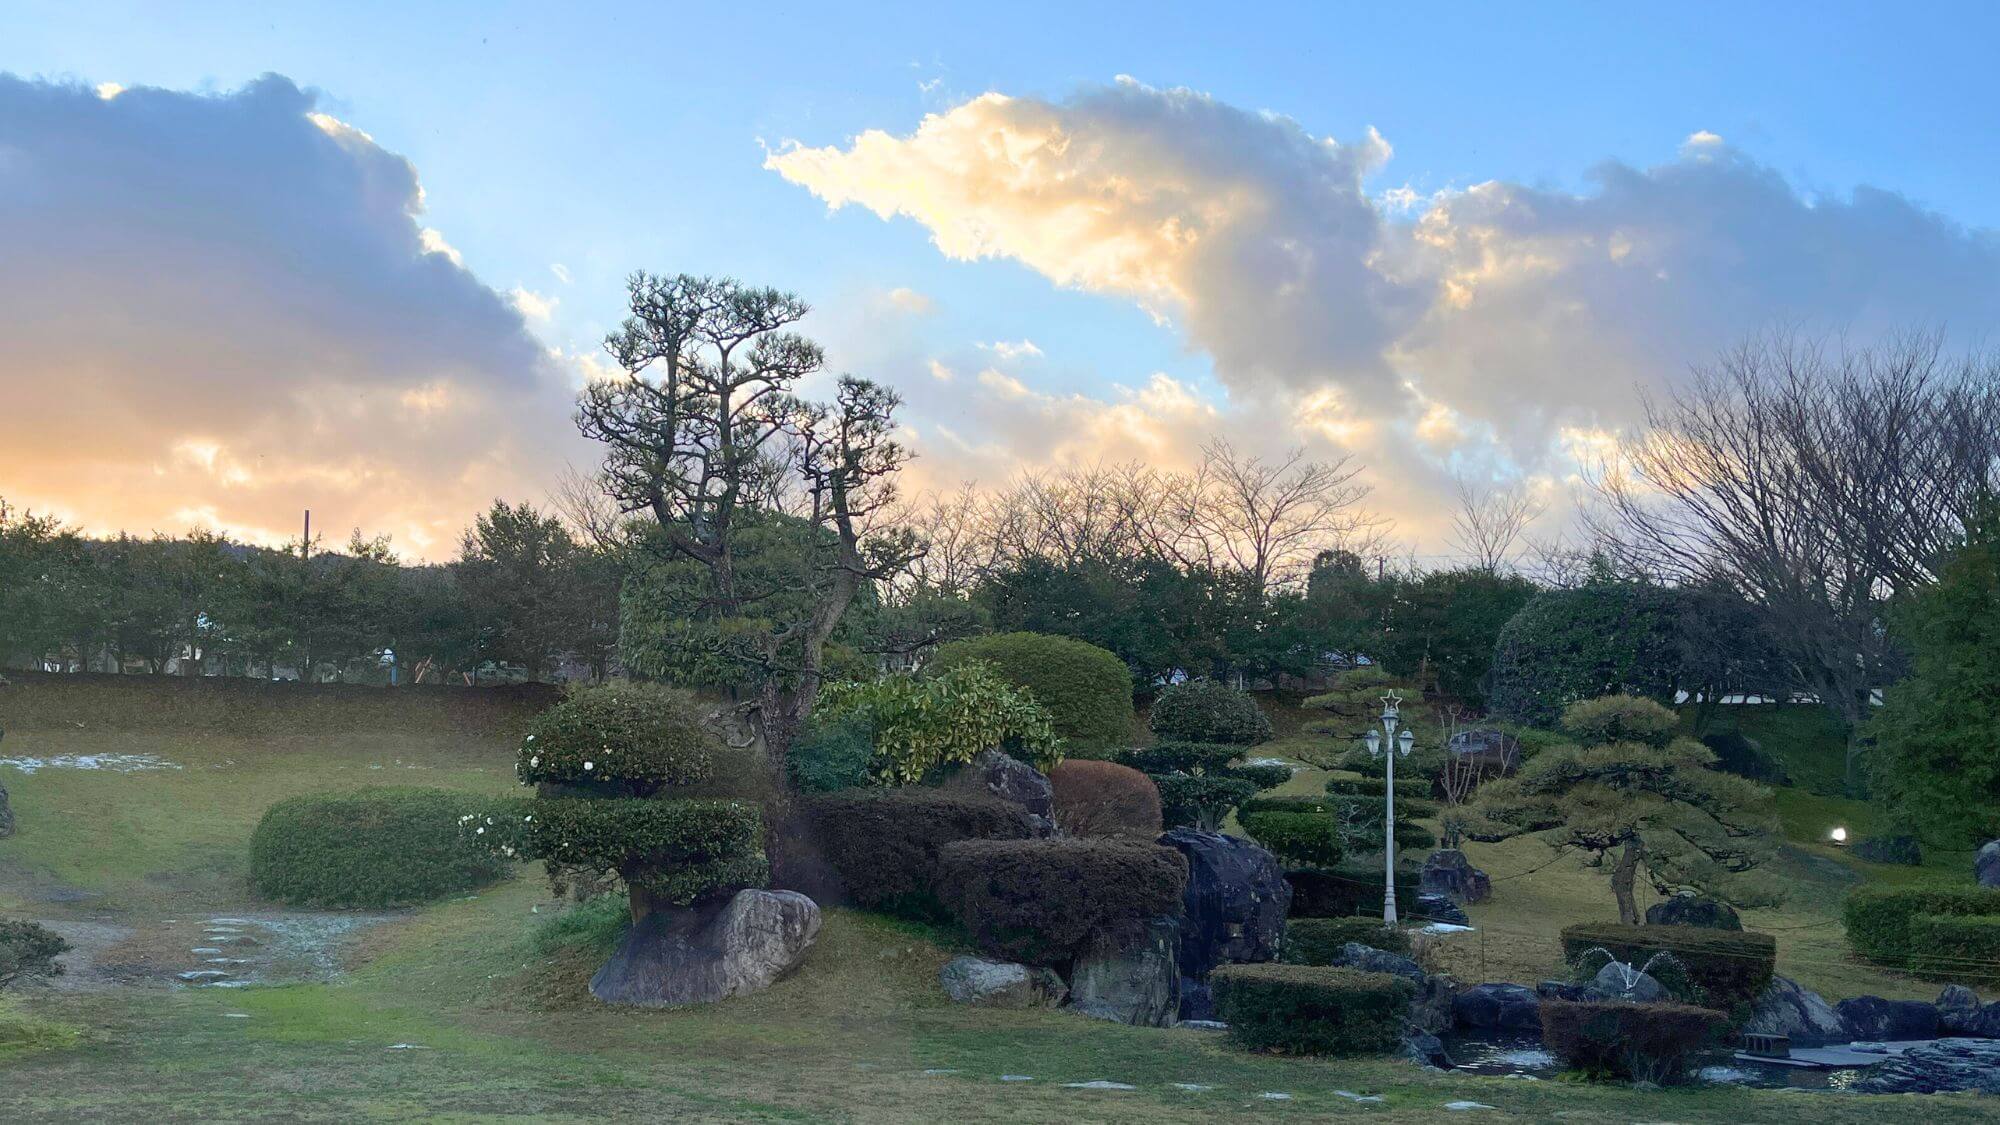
[1362, 691, 1417, 924]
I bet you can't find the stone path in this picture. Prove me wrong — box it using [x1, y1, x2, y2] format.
[909, 1069, 1505, 1110]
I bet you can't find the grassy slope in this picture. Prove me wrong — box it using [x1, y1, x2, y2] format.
[0, 695, 1991, 1121]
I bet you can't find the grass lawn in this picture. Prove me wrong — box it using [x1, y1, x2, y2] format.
[0, 701, 1993, 1121]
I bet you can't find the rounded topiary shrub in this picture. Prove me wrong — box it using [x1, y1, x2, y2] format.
[1119, 741, 1240, 775]
[1282, 917, 1412, 964]
[1154, 772, 1257, 830]
[1148, 680, 1271, 746]
[800, 789, 1038, 916]
[927, 632, 1135, 753]
[251, 787, 510, 908]
[1048, 760, 1163, 837]
[1212, 964, 1414, 1055]
[934, 837, 1188, 966]
[517, 681, 717, 794]
[1540, 999, 1726, 1082]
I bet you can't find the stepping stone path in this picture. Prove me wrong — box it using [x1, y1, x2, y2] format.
[1335, 1090, 1385, 1103]
[168, 913, 388, 989]
[1171, 1083, 1212, 1092]
[1258, 1092, 1293, 1100]
[1444, 1101, 1496, 1111]
[999, 1075, 1035, 1082]
[1063, 1080, 1137, 1090]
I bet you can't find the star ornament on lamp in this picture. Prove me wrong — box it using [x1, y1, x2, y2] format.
[1361, 689, 1417, 924]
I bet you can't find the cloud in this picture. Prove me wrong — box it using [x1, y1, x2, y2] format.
[771, 79, 2000, 542]
[883, 286, 935, 314]
[980, 339, 1043, 360]
[0, 73, 586, 557]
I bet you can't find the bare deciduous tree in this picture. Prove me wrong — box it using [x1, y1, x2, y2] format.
[1448, 474, 1546, 572]
[1190, 440, 1378, 592]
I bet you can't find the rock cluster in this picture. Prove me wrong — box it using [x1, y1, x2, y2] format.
[1855, 1038, 2000, 1095]
[1643, 894, 1741, 930]
[940, 956, 1067, 1008]
[1419, 849, 1491, 905]
[1452, 982, 1541, 1032]
[1743, 975, 1847, 1046]
[1157, 828, 1289, 1021]
[1836, 995, 1942, 1041]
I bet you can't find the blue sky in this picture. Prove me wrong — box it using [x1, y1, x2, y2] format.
[4, 2, 1998, 555]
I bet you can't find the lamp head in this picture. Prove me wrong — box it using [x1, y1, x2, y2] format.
[1397, 728, 1415, 757]
[1363, 728, 1382, 758]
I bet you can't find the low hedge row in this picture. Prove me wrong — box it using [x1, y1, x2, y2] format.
[934, 837, 1188, 966]
[1842, 886, 2000, 967]
[1907, 914, 2000, 983]
[1212, 964, 1414, 1055]
[1282, 917, 1412, 964]
[250, 787, 511, 908]
[800, 789, 1038, 915]
[1541, 999, 1726, 1082]
[1240, 808, 1344, 869]
[1119, 741, 1239, 775]
[1559, 923, 1775, 1012]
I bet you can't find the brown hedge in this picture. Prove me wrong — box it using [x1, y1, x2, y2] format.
[1540, 999, 1726, 1081]
[934, 837, 1188, 966]
[1559, 923, 1775, 1012]
[799, 789, 1038, 915]
[1048, 760, 1163, 837]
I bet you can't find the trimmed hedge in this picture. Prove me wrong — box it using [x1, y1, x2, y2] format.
[1841, 886, 2000, 966]
[1282, 917, 1413, 964]
[251, 787, 510, 908]
[1149, 680, 1272, 746]
[482, 796, 766, 906]
[1119, 741, 1240, 775]
[1224, 763, 1295, 791]
[928, 632, 1135, 751]
[1285, 864, 1421, 919]
[1908, 914, 2000, 982]
[1240, 809, 1344, 869]
[1540, 999, 1726, 1081]
[1559, 923, 1776, 1012]
[934, 837, 1188, 966]
[1212, 964, 1414, 1055]
[1048, 760, 1163, 837]
[800, 789, 1038, 914]
[515, 681, 718, 793]
[1154, 772, 1256, 830]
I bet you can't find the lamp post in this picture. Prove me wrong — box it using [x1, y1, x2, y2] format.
[1362, 691, 1416, 924]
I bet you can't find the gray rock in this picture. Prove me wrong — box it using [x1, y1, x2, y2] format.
[1644, 894, 1742, 931]
[1938, 985, 1982, 1033]
[1588, 961, 1664, 1003]
[1855, 1038, 2000, 1095]
[1453, 982, 1540, 1032]
[1536, 979, 1587, 1002]
[1332, 941, 1426, 981]
[1403, 1030, 1451, 1069]
[943, 750, 1055, 836]
[590, 889, 820, 1007]
[1408, 972, 1460, 1035]
[1069, 916, 1180, 1028]
[1744, 976, 1847, 1047]
[1977, 840, 2000, 889]
[939, 956, 1065, 1008]
[1836, 995, 1939, 1042]
[1157, 828, 1289, 1020]
[1420, 849, 1492, 905]
[1414, 893, 1470, 925]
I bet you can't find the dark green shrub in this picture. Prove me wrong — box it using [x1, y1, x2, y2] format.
[1908, 914, 2000, 983]
[1212, 964, 1413, 1055]
[1154, 772, 1256, 830]
[928, 632, 1135, 751]
[801, 789, 1037, 915]
[1282, 917, 1412, 964]
[1224, 762, 1294, 790]
[1488, 584, 1691, 727]
[1559, 923, 1775, 1012]
[1540, 999, 1726, 1081]
[251, 787, 510, 908]
[1700, 731, 1790, 786]
[1323, 776, 1435, 806]
[1047, 760, 1162, 837]
[934, 837, 1188, 966]
[480, 797, 766, 907]
[1241, 809, 1344, 869]
[1149, 680, 1271, 746]
[1285, 864, 1421, 919]
[1120, 741, 1239, 775]
[786, 712, 875, 793]
[1842, 886, 2000, 966]
[0, 920, 70, 987]
[516, 681, 717, 793]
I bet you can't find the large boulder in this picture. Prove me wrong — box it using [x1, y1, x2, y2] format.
[1744, 976, 1847, 1046]
[1408, 972, 1460, 1035]
[1587, 961, 1665, 1003]
[939, 956, 1066, 1008]
[1403, 1030, 1451, 1069]
[590, 889, 821, 1007]
[1836, 995, 1940, 1041]
[1937, 988, 2000, 1038]
[942, 750, 1056, 836]
[1452, 983, 1540, 1032]
[1157, 828, 1288, 1020]
[1855, 1039, 2000, 1095]
[1976, 840, 2000, 889]
[1068, 916, 1179, 1028]
[1420, 849, 1491, 905]
[1644, 894, 1742, 931]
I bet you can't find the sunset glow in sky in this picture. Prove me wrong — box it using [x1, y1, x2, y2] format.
[5, 2, 1999, 559]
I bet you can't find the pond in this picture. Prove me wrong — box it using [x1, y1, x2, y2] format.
[1437, 1031, 1879, 1091]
